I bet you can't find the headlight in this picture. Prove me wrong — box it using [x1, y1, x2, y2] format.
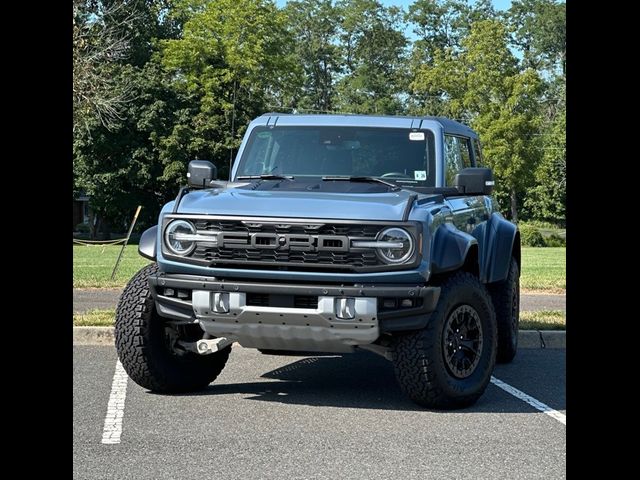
[164, 220, 197, 255]
[376, 228, 414, 264]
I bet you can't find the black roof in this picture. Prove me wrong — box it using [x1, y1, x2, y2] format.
[259, 112, 477, 138]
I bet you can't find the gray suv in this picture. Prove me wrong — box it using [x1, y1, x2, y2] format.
[115, 113, 520, 409]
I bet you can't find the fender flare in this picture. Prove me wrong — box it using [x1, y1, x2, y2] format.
[430, 223, 478, 274]
[138, 225, 157, 261]
[482, 213, 520, 283]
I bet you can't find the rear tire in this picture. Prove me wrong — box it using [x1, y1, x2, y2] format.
[489, 258, 520, 363]
[392, 271, 497, 409]
[115, 263, 231, 393]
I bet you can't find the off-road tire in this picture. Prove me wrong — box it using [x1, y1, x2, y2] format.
[115, 263, 231, 393]
[392, 271, 497, 409]
[489, 258, 520, 363]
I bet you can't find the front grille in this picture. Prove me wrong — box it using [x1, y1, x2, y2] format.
[163, 216, 420, 272]
[192, 247, 379, 268]
[294, 295, 319, 308]
[246, 293, 269, 306]
[246, 293, 318, 309]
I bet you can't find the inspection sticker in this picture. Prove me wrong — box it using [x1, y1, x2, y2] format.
[414, 170, 427, 180]
[409, 132, 425, 141]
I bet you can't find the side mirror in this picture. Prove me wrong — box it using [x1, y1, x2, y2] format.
[187, 160, 217, 188]
[454, 167, 494, 195]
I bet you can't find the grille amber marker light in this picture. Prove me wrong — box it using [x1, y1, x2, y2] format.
[419, 232, 423, 255]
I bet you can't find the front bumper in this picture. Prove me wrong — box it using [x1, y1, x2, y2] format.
[149, 273, 440, 352]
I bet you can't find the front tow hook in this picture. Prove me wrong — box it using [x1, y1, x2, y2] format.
[196, 337, 233, 355]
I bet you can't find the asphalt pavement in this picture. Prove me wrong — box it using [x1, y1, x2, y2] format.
[73, 288, 565, 313]
[73, 345, 566, 479]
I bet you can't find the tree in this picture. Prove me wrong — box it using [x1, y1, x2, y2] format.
[412, 20, 543, 221]
[74, 62, 191, 237]
[505, 0, 566, 76]
[525, 86, 565, 225]
[73, 0, 186, 237]
[284, 0, 341, 112]
[406, 0, 496, 57]
[334, 0, 408, 114]
[73, 0, 139, 132]
[405, 0, 496, 115]
[160, 0, 301, 177]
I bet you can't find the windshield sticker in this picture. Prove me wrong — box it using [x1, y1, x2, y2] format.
[257, 131, 272, 139]
[414, 170, 427, 181]
[409, 132, 425, 141]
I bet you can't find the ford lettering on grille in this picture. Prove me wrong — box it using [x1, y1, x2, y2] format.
[223, 233, 349, 252]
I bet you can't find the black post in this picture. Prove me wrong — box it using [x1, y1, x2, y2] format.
[111, 206, 142, 281]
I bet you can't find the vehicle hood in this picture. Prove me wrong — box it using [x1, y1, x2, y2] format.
[176, 185, 417, 221]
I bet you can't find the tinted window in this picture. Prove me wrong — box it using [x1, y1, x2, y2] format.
[444, 135, 473, 185]
[472, 138, 483, 165]
[237, 126, 437, 186]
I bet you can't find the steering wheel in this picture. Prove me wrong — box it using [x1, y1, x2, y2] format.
[381, 172, 413, 179]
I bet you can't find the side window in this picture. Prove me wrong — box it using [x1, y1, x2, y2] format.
[472, 138, 483, 166]
[444, 135, 473, 185]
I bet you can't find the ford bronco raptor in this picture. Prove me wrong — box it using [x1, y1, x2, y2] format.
[115, 113, 520, 409]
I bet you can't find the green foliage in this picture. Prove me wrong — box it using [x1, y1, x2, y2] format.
[519, 224, 545, 247]
[284, 0, 341, 112]
[411, 19, 543, 220]
[522, 219, 562, 229]
[75, 223, 90, 234]
[544, 234, 566, 247]
[524, 86, 566, 225]
[519, 222, 565, 247]
[74, 62, 189, 233]
[505, 0, 566, 75]
[334, 0, 408, 114]
[160, 0, 301, 176]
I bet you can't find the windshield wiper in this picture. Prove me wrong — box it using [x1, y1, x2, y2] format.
[236, 174, 294, 180]
[322, 176, 400, 191]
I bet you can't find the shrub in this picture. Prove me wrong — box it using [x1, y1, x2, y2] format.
[75, 223, 90, 233]
[519, 224, 546, 247]
[523, 219, 564, 229]
[544, 234, 566, 247]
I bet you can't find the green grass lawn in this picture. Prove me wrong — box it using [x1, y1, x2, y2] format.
[73, 245, 151, 288]
[73, 245, 566, 292]
[73, 308, 116, 326]
[521, 247, 566, 292]
[519, 310, 566, 330]
[73, 308, 566, 330]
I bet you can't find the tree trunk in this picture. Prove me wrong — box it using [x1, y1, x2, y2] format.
[510, 188, 518, 223]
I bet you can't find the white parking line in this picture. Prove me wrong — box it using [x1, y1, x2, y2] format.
[101, 360, 129, 444]
[491, 376, 566, 425]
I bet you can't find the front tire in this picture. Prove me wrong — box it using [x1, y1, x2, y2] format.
[392, 272, 497, 409]
[115, 263, 231, 393]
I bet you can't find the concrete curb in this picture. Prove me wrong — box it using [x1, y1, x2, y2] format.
[73, 327, 565, 349]
[73, 326, 115, 345]
[518, 330, 565, 349]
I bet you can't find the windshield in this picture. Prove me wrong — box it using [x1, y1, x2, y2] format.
[235, 126, 436, 186]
